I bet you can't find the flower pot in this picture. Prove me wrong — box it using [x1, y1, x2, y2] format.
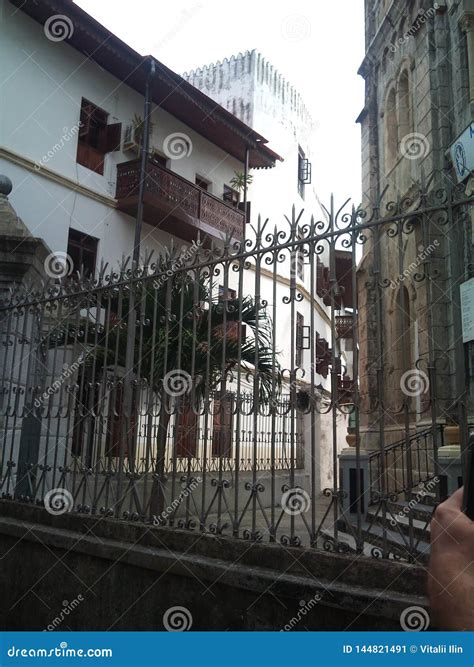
[345, 433, 356, 447]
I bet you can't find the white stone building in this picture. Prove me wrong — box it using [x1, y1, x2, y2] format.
[184, 51, 354, 489]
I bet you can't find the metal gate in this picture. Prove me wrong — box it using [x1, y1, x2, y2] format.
[1, 170, 472, 562]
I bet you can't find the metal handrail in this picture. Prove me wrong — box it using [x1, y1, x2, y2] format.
[367, 424, 443, 461]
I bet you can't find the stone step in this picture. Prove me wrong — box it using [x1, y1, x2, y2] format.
[386, 499, 435, 524]
[367, 505, 430, 543]
[337, 518, 430, 563]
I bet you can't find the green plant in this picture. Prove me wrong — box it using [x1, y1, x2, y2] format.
[131, 113, 153, 145]
[54, 250, 281, 515]
[230, 171, 253, 192]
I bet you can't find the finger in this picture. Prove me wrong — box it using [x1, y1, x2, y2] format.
[441, 486, 464, 511]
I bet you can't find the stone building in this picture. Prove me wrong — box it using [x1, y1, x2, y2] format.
[356, 0, 474, 453]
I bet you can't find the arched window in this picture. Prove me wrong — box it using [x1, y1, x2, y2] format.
[384, 87, 397, 172]
[397, 285, 412, 373]
[398, 68, 412, 142]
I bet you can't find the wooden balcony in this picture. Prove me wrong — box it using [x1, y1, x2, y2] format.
[116, 159, 245, 242]
[335, 315, 354, 339]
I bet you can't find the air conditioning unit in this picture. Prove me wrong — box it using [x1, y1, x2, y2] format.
[122, 124, 141, 153]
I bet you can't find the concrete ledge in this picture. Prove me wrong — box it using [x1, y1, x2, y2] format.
[0, 500, 428, 630]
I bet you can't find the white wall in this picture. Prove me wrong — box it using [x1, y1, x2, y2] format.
[0, 0, 243, 265]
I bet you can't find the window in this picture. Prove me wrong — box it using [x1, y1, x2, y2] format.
[218, 286, 237, 301]
[105, 383, 138, 458]
[175, 397, 198, 458]
[67, 229, 98, 277]
[76, 98, 121, 174]
[223, 184, 240, 207]
[295, 229, 305, 281]
[196, 175, 210, 191]
[212, 393, 234, 457]
[151, 152, 168, 168]
[296, 312, 304, 367]
[384, 87, 397, 172]
[217, 286, 245, 341]
[398, 69, 412, 141]
[297, 146, 311, 199]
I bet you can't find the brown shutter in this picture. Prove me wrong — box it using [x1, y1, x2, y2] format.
[105, 123, 122, 153]
[212, 394, 234, 457]
[175, 398, 198, 458]
[105, 383, 137, 458]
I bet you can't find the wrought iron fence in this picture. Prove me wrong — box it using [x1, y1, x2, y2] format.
[1, 171, 473, 561]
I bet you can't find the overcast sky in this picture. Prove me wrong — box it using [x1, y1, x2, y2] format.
[75, 0, 365, 208]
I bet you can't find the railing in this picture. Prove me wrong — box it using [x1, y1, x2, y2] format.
[335, 315, 353, 339]
[368, 425, 444, 503]
[116, 159, 245, 240]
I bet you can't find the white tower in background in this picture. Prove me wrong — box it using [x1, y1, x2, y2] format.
[183, 50, 320, 227]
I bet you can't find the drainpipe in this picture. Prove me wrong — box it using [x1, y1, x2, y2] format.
[133, 56, 156, 266]
[243, 145, 250, 228]
[118, 57, 155, 515]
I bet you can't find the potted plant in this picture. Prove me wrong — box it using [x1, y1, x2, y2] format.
[230, 171, 253, 193]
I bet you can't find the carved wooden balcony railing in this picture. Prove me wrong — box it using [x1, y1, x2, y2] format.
[337, 375, 355, 403]
[116, 159, 245, 242]
[335, 315, 354, 339]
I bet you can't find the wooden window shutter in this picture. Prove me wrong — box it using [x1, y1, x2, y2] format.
[212, 393, 234, 457]
[105, 383, 137, 458]
[105, 122, 122, 153]
[175, 398, 198, 458]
